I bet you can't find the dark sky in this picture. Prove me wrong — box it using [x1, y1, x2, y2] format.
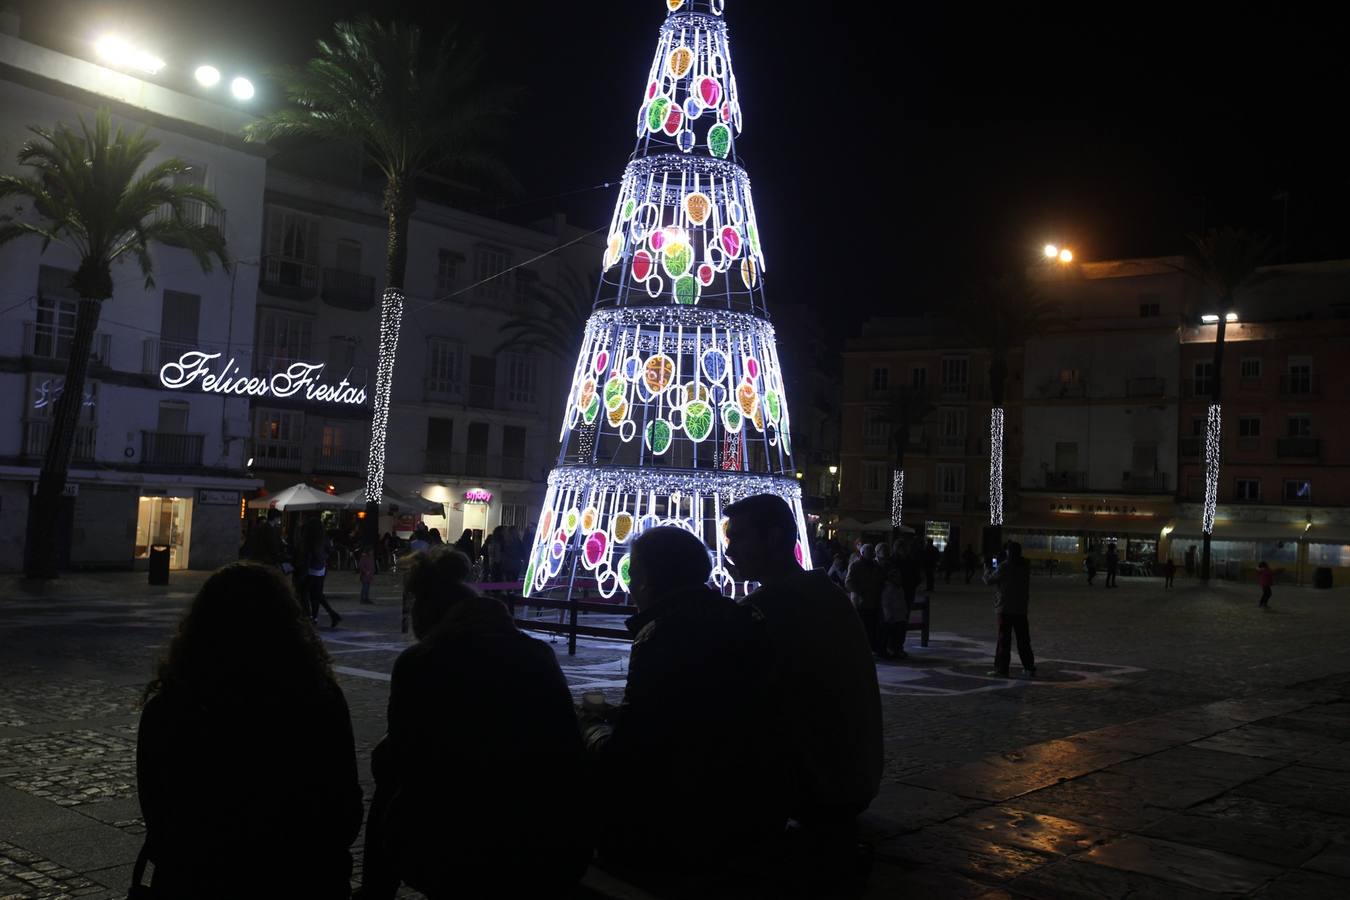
[15, 1, 1350, 334]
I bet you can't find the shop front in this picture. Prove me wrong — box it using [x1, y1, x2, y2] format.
[1167, 509, 1350, 585]
[1010, 492, 1175, 574]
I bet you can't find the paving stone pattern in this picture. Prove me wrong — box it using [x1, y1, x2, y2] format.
[3, 571, 1350, 898]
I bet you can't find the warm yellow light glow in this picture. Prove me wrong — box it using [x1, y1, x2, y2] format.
[828, 465, 838, 475]
[194, 65, 220, 87]
[95, 35, 165, 74]
[1201, 314, 1220, 324]
[1225, 312, 1239, 323]
[1043, 244, 1059, 258]
[1058, 248, 1073, 263]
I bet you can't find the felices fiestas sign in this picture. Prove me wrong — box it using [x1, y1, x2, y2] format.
[159, 351, 368, 406]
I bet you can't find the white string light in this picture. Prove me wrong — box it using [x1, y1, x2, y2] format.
[989, 406, 1005, 526]
[1203, 403, 1221, 534]
[365, 288, 404, 503]
[891, 468, 904, 529]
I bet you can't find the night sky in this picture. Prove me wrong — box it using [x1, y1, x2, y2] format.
[14, 1, 1350, 338]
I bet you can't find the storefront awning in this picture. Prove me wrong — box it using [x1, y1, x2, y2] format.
[1169, 519, 1312, 542]
[1007, 514, 1165, 537]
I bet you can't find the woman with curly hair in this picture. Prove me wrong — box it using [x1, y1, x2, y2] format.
[135, 563, 363, 899]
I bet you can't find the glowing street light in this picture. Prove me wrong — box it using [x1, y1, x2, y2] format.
[95, 35, 165, 75]
[230, 77, 255, 100]
[1201, 314, 1220, 323]
[195, 65, 221, 87]
[1058, 248, 1073, 263]
[1043, 244, 1059, 258]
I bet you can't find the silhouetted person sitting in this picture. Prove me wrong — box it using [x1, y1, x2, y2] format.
[135, 563, 362, 900]
[582, 526, 786, 879]
[358, 548, 589, 900]
[724, 495, 882, 889]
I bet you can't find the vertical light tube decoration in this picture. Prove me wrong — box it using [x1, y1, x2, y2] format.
[1202, 402, 1221, 534]
[989, 406, 1005, 526]
[365, 288, 404, 502]
[891, 468, 904, 529]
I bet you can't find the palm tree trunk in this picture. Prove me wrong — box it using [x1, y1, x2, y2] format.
[26, 296, 103, 578]
[364, 177, 412, 548]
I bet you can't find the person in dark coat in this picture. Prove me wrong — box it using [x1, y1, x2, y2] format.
[984, 542, 1035, 678]
[246, 508, 287, 568]
[136, 563, 362, 900]
[357, 548, 590, 900]
[724, 495, 882, 891]
[1104, 542, 1120, 588]
[581, 527, 787, 872]
[845, 544, 885, 652]
[922, 537, 940, 592]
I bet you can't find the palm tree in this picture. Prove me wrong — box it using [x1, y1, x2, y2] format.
[246, 17, 517, 544]
[1184, 227, 1275, 581]
[0, 110, 229, 578]
[495, 265, 595, 361]
[960, 272, 1052, 526]
[878, 387, 936, 535]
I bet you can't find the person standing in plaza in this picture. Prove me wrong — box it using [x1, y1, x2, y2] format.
[962, 543, 979, 584]
[359, 547, 376, 605]
[1085, 547, 1098, 586]
[984, 542, 1035, 678]
[1257, 560, 1274, 608]
[1162, 556, 1177, 589]
[845, 544, 884, 652]
[302, 517, 341, 628]
[1104, 542, 1120, 588]
[883, 541, 921, 659]
[723, 494, 882, 892]
[923, 537, 939, 592]
[136, 563, 363, 899]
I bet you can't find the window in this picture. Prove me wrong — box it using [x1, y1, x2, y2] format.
[1139, 301, 1160, 318]
[334, 238, 362, 273]
[1284, 480, 1312, 504]
[936, 463, 965, 502]
[502, 426, 527, 478]
[864, 412, 889, 449]
[265, 208, 318, 262]
[1235, 478, 1260, 502]
[1286, 357, 1313, 394]
[466, 422, 490, 476]
[157, 401, 190, 434]
[255, 310, 313, 372]
[426, 338, 460, 393]
[501, 504, 528, 528]
[328, 336, 357, 374]
[870, 367, 889, 391]
[172, 162, 209, 225]
[1240, 358, 1261, 379]
[1193, 361, 1215, 396]
[515, 269, 538, 305]
[474, 245, 510, 301]
[1191, 417, 1205, 436]
[160, 290, 200, 347]
[940, 408, 967, 443]
[940, 357, 968, 389]
[32, 266, 79, 359]
[469, 355, 497, 408]
[425, 417, 454, 451]
[256, 409, 303, 443]
[911, 367, 927, 389]
[320, 424, 346, 458]
[1131, 443, 1157, 475]
[507, 354, 537, 405]
[1287, 415, 1312, 438]
[1238, 416, 1261, 438]
[862, 462, 887, 493]
[1054, 442, 1079, 473]
[1186, 476, 1206, 502]
[1309, 544, 1350, 567]
[436, 250, 462, 297]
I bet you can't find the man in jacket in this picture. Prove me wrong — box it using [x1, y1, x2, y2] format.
[984, 541, 1036, 678]
[582, 526, 786, 870]
[845, 543, 884, 652]
[723, 494, 882, 876]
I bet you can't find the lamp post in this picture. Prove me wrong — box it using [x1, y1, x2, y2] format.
[1199, 311, 1238, 582]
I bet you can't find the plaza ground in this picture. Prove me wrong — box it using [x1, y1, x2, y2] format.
[2, 570, 1350, 898]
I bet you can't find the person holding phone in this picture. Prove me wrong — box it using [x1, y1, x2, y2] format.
[983, 542, 1036, 678]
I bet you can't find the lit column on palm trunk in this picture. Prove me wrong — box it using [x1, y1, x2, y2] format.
[1203, 403, 1221, 533]
[989, 406, 1005, 526]
[891, 468, 904, 528]
[366, 288, 404, 502]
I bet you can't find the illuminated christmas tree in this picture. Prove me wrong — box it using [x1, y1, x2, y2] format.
[524, 0, 812, 601]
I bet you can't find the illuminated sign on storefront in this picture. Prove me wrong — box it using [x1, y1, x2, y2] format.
[159, 351, 368, 406]
[464, 489, 492, 504]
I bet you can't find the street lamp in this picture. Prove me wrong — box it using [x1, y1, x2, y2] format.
[1199, 310, 1238, 581]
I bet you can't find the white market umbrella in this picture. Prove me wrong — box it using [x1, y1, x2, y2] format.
[247, 483, 348, 512]
[336, 488, 442, 515]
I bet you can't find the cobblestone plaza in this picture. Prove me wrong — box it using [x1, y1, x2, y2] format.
[3, 571, 1350, 898]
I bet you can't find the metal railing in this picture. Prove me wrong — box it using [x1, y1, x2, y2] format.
[149, 199, 226, 240]
[936, 435, 967, 454]
[1044, 471, 1088, 490]
[1039, 378, 1087, 399]
[936, 492, 966, 511]
[1277, 436, 1320, 458]
[251, 440, 303, 471]
[141, 431, 205, 467]
[23, 322, 112, 366]
[1125, 377, 1166, 398]
[142, 337, 204, 373]
[260, 255, 319, 299]
[1122, 472, 1168, 493]
[23, 419, 95, 461]
[939, 382, 969, 400]
[1279, 374, 1319, 396]
[423, 377, 460, 401]
[321, 268, 376, 311]
[315, 446, 366, 474]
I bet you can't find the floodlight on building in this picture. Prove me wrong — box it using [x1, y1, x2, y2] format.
[1058, 248, 1073, 263]
[1225, 311, 1239, 323]
[230, 76, 255, 100]
[195, 65, 220, 87]
[828, 465, 838, 475]
[1201, 314, 1220, 324]
[95, 35, 165, 74]
[1043, 244, 1058, 258]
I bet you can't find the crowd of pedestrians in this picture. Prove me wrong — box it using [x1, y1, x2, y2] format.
[133, 494, 883, 899]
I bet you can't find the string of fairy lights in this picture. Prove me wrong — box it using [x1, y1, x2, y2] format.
[989, 406, 1005, 526]
[365, 288, 404, 504]
[1202, 403, 1222, 534]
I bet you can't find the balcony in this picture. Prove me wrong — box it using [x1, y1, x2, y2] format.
[315, 446, 366, 475]
[22, 322, 112, 367]
[902, 492, 930, 510]
[423, 451, 532, 480]
[1277, 436, 1320, 459]
[1180, 436, 1202, 458]
[142, 337, 204, 373]
[424, 377, 460, 402]
[1279, 375, 1319, 397]
[321, 268, 376, 311]
[251, 439, 303, 472]
[1039, 378, 1087, 399]
[936, 435, 967, 454]
[467, 382, 497, 410]
[1183, 379, 1215, 399]
[1122, 472, 1169, 493]
[1125, 377, 1166, 398]
[1044, 471, 1088, 491]
[141, 431, 205, 468]
[260, 255, 319, 300]
[23, 419, 95, 462]
[939, 382, 969, 400]
[149, 200, 226, 245]
[936, 491, 965, 512]
[1236, 436, 1261, 453]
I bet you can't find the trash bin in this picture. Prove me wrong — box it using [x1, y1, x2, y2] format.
[1314, 567, 1334, 590]
[148, 545, 171, 585]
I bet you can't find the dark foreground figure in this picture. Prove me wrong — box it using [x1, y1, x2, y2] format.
[135, 563, 363, 899]
[984, 541, 1036, 678]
